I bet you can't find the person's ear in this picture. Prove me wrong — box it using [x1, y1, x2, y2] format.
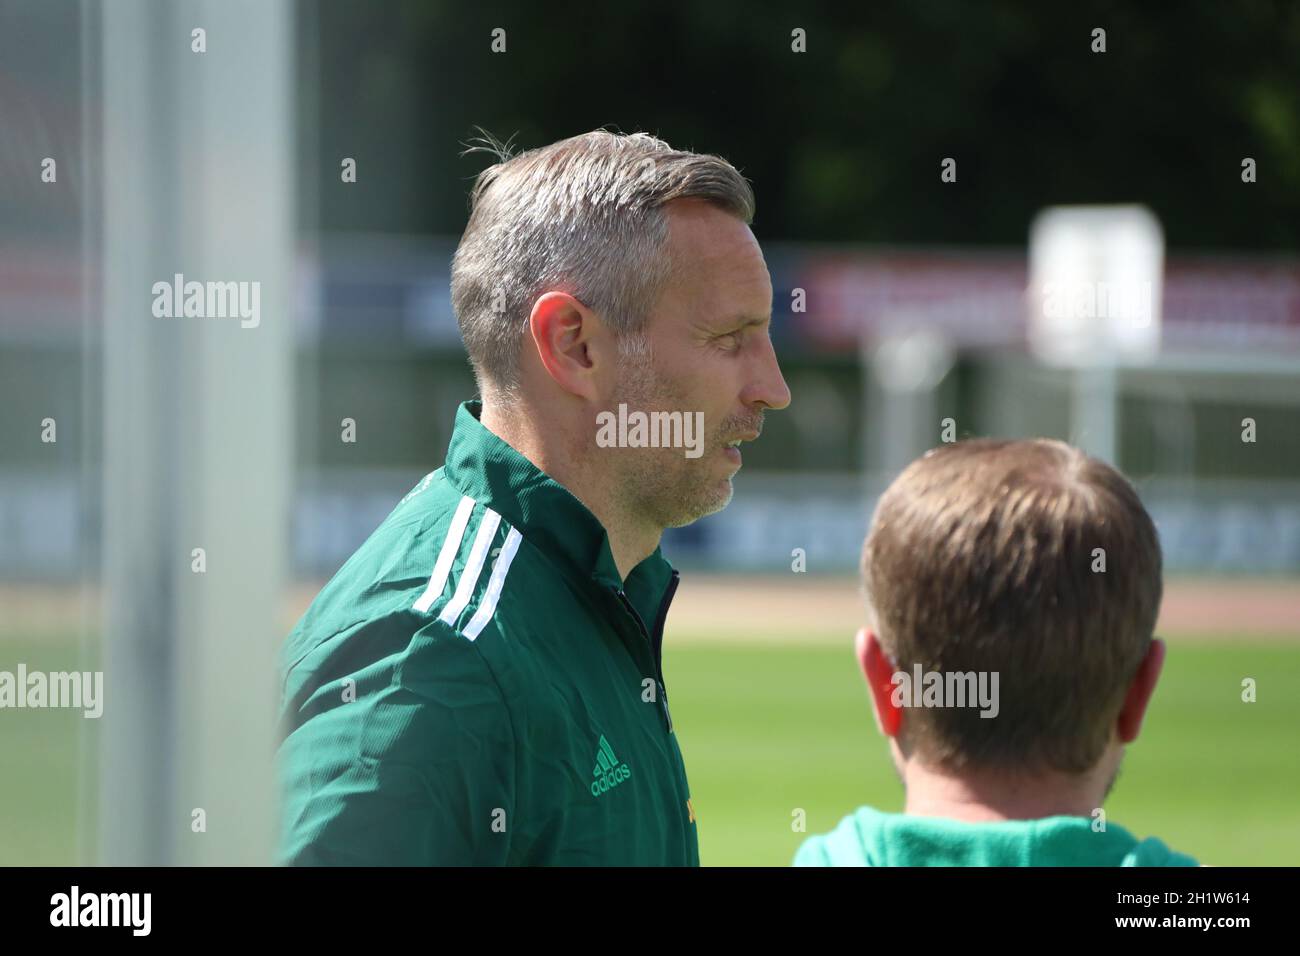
[856, 627, 902, 738]
[1116, 637, 1166, 744]
[527, 292, 603, 400]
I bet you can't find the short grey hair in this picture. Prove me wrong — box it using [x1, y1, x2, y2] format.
[450, 128, 756, 396]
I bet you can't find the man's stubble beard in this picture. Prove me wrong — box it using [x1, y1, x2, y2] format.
[608, 338, 736, 531]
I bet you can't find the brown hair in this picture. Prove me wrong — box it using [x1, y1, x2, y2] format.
[863, 438, 1163, 774]
[451, 128, 755, 398]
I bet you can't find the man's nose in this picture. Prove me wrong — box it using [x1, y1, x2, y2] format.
[744, 337, 791, 411]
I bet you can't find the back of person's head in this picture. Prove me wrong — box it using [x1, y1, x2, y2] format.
[862, 438, 1163, 775]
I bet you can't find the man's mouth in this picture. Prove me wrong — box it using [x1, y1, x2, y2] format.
[722, 431, 759, 464]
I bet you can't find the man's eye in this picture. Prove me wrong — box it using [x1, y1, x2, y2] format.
[716, 332, 743, 350]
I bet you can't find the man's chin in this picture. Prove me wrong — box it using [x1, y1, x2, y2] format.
[662, 478, 734, 529]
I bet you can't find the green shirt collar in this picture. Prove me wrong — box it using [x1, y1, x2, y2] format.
[442, 400, 675, 620]
[802, 805, 1200, 867]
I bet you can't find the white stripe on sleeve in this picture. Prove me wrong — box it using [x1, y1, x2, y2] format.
[437, 507, 502, 627]
[463, 527, 523, 641]
[412, 495, 476, 613]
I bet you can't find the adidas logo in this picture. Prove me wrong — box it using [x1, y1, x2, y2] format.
[590, 734, 632, 797]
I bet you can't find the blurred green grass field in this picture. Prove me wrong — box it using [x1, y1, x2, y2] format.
[664, 636, 1300, 866]
[2, 634, 1298, 865]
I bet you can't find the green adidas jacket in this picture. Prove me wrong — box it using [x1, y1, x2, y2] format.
[276, 400, 699, 865]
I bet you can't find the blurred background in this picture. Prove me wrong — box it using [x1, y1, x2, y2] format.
[1, 0, 1297, 865]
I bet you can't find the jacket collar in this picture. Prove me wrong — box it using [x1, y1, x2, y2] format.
[442, 400, 675, 624]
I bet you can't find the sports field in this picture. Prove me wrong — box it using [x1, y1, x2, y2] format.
[666, 640, 1300, 866]
[2, 577, 1297, 865]
[665, 576, 1300, 866]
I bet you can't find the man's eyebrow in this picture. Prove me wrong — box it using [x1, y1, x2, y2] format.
[697, 313, 771, 336]
[725, 314, 772, 328]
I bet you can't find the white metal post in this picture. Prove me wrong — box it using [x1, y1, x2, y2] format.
[100, 0, 292, 865]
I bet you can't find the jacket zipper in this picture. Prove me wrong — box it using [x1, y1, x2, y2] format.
[612, 571, 679, 734]
[647, 571, 680, 733]
[613, 573, 695, 862]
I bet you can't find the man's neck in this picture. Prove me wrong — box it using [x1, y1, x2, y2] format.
[480, 398, 660, 582]
[901, 760, 1108, 823]
[593, 511, 661, 584]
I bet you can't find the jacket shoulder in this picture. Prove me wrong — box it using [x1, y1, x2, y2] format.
[278, 614, 517, 865]
[281, 471, 469, 667]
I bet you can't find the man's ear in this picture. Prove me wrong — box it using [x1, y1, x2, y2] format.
[527, 291, 602, 400]
[856, 627, 902, 738]
[1116, 637, 1165, 744]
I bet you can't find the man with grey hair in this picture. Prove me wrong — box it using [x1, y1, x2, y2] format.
[277, 129, 790, 865]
